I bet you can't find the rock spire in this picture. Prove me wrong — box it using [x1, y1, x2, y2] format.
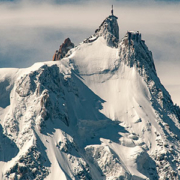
[52, 38, 74, 61]
[84, 8, 119, 47]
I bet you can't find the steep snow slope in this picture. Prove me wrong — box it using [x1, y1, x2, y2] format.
[66, 29, 180, 179]
[0, 14, 180, 180]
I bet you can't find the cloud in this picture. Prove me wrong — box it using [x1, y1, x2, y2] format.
[0, 0, 179, 105]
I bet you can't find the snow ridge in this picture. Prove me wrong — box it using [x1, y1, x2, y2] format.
[120, 31, 180, 178]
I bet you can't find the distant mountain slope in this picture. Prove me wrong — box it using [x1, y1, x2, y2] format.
[0, 14, 180, 180]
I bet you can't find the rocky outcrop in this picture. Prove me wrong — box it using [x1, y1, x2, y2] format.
[84, 15, 119, 47]
[120, 31, 156, 73]
[52, 38, 74, 61]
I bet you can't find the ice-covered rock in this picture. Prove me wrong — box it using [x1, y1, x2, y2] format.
[84, 14, 119, 47]
[85, 145, 131, 179]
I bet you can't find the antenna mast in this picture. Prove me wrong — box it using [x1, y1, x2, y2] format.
[111, 5, 114, 16]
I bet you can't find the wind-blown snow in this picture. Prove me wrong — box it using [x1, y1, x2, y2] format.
[0, 15, 180, 180]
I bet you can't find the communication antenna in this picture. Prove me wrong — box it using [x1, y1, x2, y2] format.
[111, 5, 114, 16]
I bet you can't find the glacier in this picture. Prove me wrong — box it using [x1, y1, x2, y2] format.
[0, 13, 180, 180]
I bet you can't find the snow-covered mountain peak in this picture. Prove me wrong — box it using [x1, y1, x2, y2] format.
[120, 31, 156, 77]
[84, 15, 119, 47]
[1, 13, 180, 180]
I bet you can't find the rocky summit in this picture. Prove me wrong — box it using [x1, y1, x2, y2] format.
[52, 38, 74, 61]
[0, 10, 180, 180]
[84, 14, 119, 47]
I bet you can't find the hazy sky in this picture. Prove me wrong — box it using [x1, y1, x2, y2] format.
[0, 0, 180, 105]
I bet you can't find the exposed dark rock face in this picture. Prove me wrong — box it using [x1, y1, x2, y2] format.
[52, 38, 74, 61]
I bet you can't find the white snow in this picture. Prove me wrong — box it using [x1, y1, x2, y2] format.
[0, 29, 180, 180]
